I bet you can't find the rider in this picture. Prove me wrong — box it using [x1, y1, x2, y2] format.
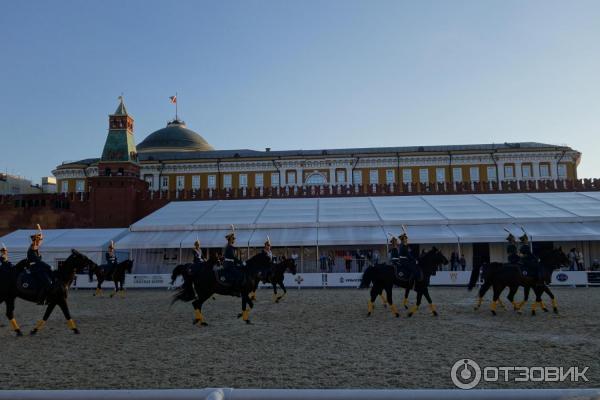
[105, 240, 118, 276]
[27, 227, 52, 304]
[388, 236, 401, 272]
[222, 229, 241, 284]
[506, 233, 520, 264]
[0, 243, 10, 268]
[192, 239, 204, 264]
[262, 237, 273, 262]
[519, 234, 543, 284]
[398, 232, 418, 282]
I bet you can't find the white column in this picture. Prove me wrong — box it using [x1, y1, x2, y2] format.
[280, 168, 287, 186]
[550, 160, 558, 178]
[345, 167, 352, 185]
[296, 168, 303, 186]
[497, 162, 505, 181]
[329, 167, 335, 185]
[515, 162, 522, 180]
[532, 162, 540, 179]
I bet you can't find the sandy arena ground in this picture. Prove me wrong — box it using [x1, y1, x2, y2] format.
[0, 286, 599, 389]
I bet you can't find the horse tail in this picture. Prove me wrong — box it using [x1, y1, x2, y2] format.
[467, 263, 482, 291]
[171, 283, 196, 304]
[360, 265, 374, 289]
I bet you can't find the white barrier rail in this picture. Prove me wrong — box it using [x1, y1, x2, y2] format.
[73, 271, 596, 289]
[1, 388, 599, 400]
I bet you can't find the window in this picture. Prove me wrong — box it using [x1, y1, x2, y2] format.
[419, 168, 428, 183]
[61, 181, 69, 193]
[369, 170, 379, 184]
[487, 166, 497, 181]
[286, 171, 296, 186]
[191, 175, 200, 189]
[271, 173, 280, 187]
[223, 174, 232, 188]
[161, 176, 169, 189]
[208, 175, 216, 188]
[336, 170, 346, 184]
[75, 180, 85, 193]
[255, 173, 264, 188]
[306, 173, 326, 185]
[452, 167, 463, 183]
[239, 174, 248, 188]
[522, 164, 531, 178]
[385, 169, 395, 184]
[352, 170, 362, 185]
[558, 163, 567, 178]
[435, 168, 445, 183]
[176, 176, 185, 189]
[539, 164, 550, 178]
[469, 167, 480, 182]
[504, 165, 515, 179]
[144, 175, 154, 189]
[402, 169, 412, 183]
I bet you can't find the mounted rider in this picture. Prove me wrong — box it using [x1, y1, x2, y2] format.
[262, 236, 273, 262]
[506, 233, 520, 264]
[221, 226, 242, 284]
[398, 231, 418, 282]
[0, 243, 10, 268]
[192, 239, 204, 264]
[27, 225, 52, 304]
[519, 233, 543, 284]
[105, 240, 118, 276]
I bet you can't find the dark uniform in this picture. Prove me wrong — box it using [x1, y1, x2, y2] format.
[27, 240, 52, 304]
[222, 241, 241, 284]
[105, 250, 118, 276]
[398, 242, 418, 281]
[192, 248, 203, 264]
[0, 247, 10, 268]
[519, 236, 543, 284]
[506, 234, 520, 264]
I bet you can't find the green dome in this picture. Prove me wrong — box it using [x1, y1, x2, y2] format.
[137, 119, 214, 153]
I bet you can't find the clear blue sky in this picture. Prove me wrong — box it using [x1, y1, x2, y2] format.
[1, 0, 599, 182]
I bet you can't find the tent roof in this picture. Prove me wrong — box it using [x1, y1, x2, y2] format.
[0, 228, 127, 251]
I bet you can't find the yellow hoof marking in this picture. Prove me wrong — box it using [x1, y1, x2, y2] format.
[67, 319, 77, 330]
[390, 304, 399, 315]
[242, 309, 250, 321]
[367, 301, 374, 314]
[10, 319, 20, 331]
[34, 320, 46, 330]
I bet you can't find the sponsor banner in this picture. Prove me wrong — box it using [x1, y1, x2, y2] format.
[258, 273, 323, 289]
[431, 271, 471, 285]
[326, 273, 363, 287]
[550, 271, 588, 286]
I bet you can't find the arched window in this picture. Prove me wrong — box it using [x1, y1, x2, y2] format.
[305, 172, 327, 185]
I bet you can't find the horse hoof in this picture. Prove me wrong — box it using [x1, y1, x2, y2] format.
[72, 329, 80, 335]
[553, 308, 559, 314]
[408, 312, 413, 318]
[394, 313, 400, 318]
[531, 311, 536, 316]
[245, 320, 252, 325]
[366, 312, 371, 317]
[30, 329, 38, 336]
[236, 313, 242, 319]
[432, 311, 438, 317]
[201, 322, 208, 327]
[491, 311, 496, 316]
[15, 330, 23, 337]
[542, 308, 549, 313]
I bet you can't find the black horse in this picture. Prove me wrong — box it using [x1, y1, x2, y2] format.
[249, 257, 297, 303]
[171, 252, 271, 325]
[88, 259, 134, 298]
[360, 247, 448, 318]
[0, 249, 92, 336]
[468, 247, 568, 315]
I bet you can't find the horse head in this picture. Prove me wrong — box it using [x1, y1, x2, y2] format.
[540, 247, 569, 271]
[67, 249, 95, 275]
[420, 247, 448, 275]
[280, 257, 297, 275]
[121, 259, 134, 273]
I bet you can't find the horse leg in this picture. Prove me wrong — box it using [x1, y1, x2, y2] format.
[119, 279, 126, 298]
[241, 292, 253, 324]
[475, 280, 491, 310]
[544, 286, 558, 313]
[379, 290, 388, 308]
[385, 286, 399, 318]
[531, 286, 544, 316]
[423, 288, 437, 316]
[490, 285, 502, 316]
[367, 286, 378, 316]
[30, 302, 56, 335]
[278, 281, 287, 302]
[5, 298, 23, 337]
[57, 299, 80, 334]
[408, 290, 422, 317]
[192, 296, 210, 326]
[507, 285, 521, 313]
[110, 279, 118, 298]
[272, 283, 279, 303]
[403, 287, 410, 309]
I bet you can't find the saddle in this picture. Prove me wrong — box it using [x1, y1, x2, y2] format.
[16, 269, 54, 297]
[214, 265, 244, 287]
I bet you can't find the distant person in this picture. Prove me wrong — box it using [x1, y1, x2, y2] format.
[450, 251, 459, 271]
[460, 254, 467, 271]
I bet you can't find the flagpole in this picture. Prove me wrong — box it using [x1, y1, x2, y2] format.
[175, 91, 178, 120]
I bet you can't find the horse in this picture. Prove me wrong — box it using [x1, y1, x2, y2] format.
[468, 247, 568, 315]
[171, 252, 272, 325]
[88, 259, 134, 298]
[0, 249, 93, 336]
[249, 256, 297, 303]
[359, 247, 448, 318]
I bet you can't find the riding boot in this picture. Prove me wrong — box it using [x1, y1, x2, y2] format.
[36, 288, 47, 305]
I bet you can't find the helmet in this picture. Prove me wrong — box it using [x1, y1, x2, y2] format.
[108, 240, 115, 250]
[519, 234, 529, 243]
[264, 235, 271, 247]
[506, 233, 516, 243]
[226, 224, 236, 241]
